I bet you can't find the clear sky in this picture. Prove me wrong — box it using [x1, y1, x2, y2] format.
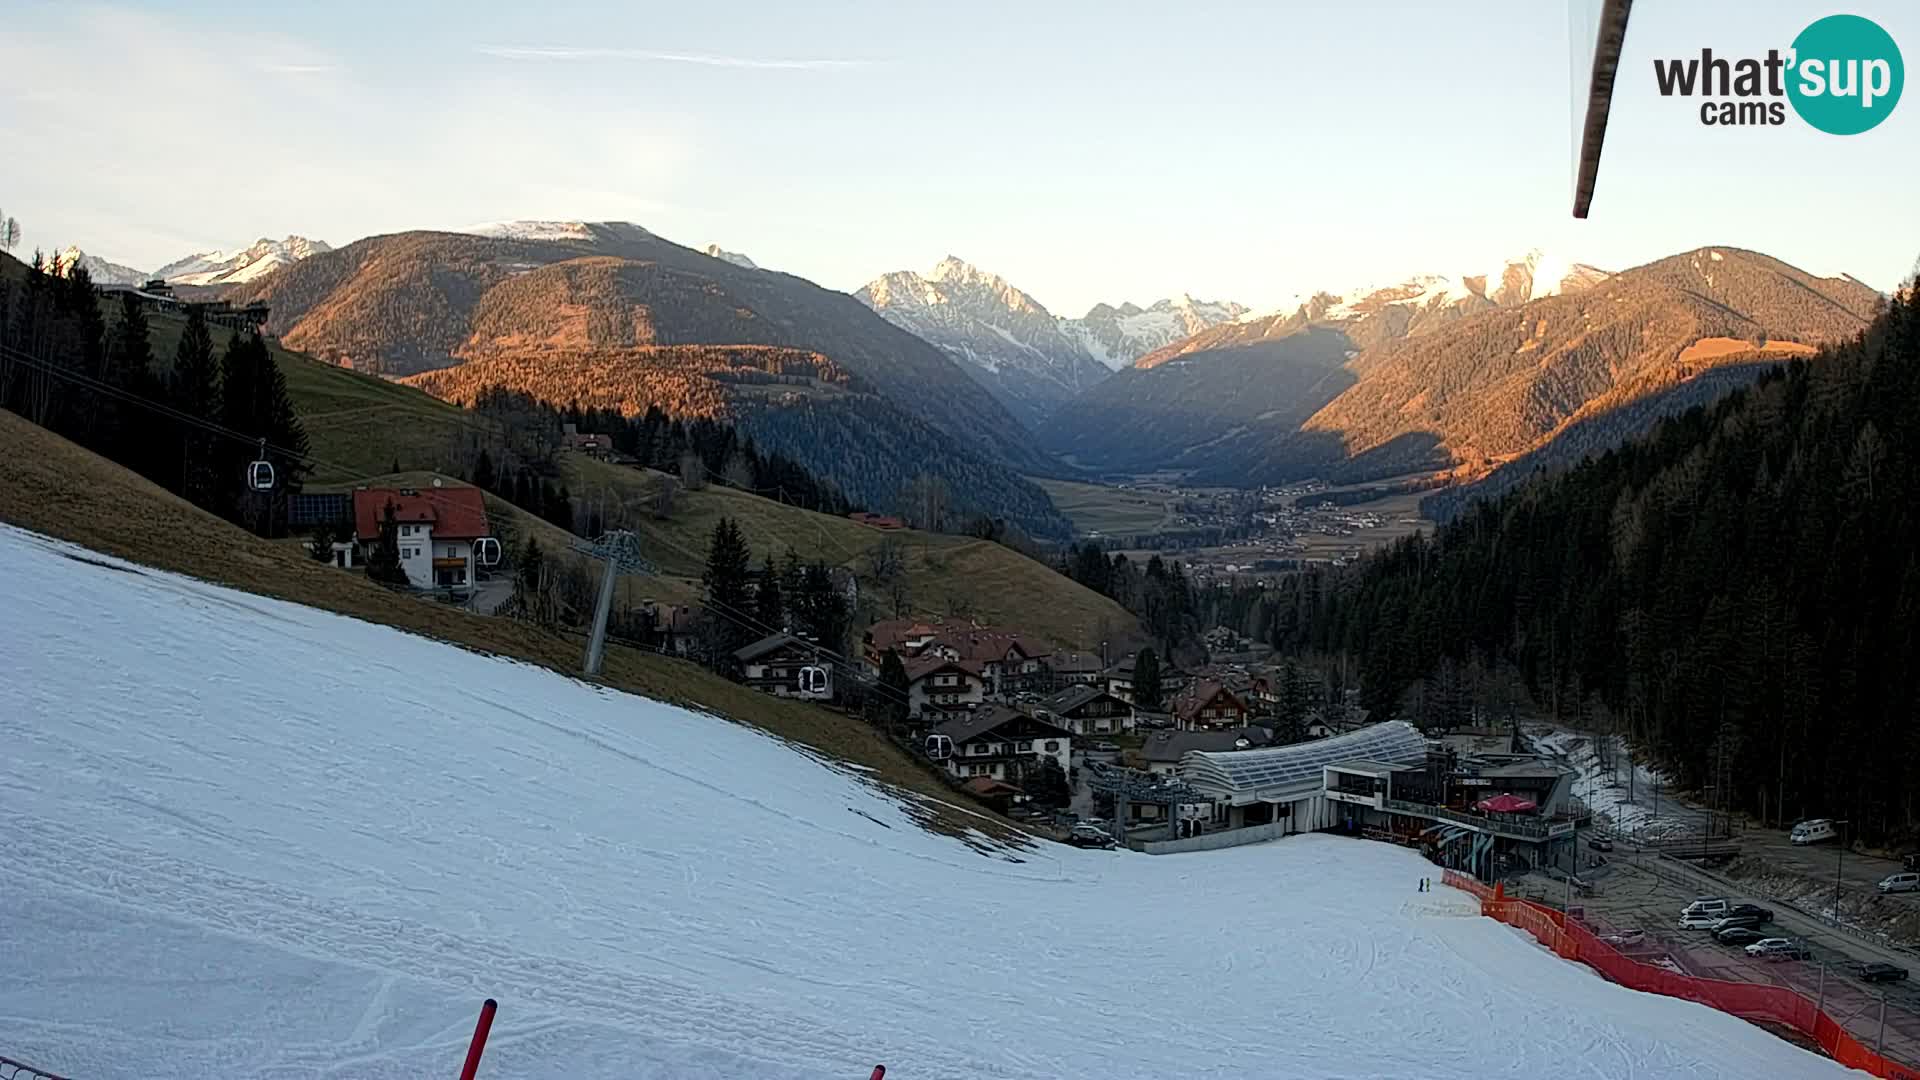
[3, 0, 1914, 314]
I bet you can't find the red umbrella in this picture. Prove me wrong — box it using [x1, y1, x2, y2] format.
[1476, 793, 1537, 813]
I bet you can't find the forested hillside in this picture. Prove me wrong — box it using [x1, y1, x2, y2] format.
[230, 224, 1071, 536]
[408, 347, 1073, 539]
[1280, 277, 1920, 842]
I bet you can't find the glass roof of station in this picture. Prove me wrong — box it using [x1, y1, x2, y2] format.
[1183, 721, 1429, 794]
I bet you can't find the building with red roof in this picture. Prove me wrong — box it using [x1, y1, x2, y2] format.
[350, 484, 492, 591]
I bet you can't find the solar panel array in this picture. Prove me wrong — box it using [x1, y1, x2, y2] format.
[1182, 721, 1429, 795]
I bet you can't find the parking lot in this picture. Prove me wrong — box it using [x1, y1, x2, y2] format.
[1514, 853, 1920, 1067]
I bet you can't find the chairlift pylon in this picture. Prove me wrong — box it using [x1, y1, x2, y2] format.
[247, 438, 275, 491]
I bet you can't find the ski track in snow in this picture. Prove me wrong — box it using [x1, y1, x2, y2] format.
[0, 524, 1854, 1079]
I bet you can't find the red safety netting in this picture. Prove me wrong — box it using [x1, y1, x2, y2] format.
[1440, 873, 1920, 1079]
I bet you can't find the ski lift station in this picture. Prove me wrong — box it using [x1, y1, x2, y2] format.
[1134, 721, 1582, 872]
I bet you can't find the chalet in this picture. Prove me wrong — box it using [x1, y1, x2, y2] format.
[1171, 680, 1251, 731]
[1038, 685, 1134, 736]
[866, 617, 1050, 698]
[847, 512, 905, 530]
[1140, 727, 1273, 776]
[1104, 656, 1137, 703]
[905, 658, 987, 719]
[351, 485, 490, 591]
[959, 776, 1028, 813]
[560, 423, 614, 459]
[933, 705, 1072, 783]
[634, 601, 697, 658]
[734, 633, 826, 697]
[1046, 650, 1105, 687]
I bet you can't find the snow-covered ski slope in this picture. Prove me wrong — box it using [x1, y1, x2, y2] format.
[0, 524, 1855, 1079]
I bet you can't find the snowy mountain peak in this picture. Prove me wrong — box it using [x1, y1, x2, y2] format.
[459, 220, 596, 243]
[703, 244, 759, 271]
[925, 254, 987, 286]
[1068, 294, 1251, 370]
[855, 259, 1112, 427]
[155, 235, 332, 287]
[1241, 251, 1612, 326]
[52, 246, 147, 286]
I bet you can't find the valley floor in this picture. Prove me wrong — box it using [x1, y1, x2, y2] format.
[1, 524, 1855, 1079]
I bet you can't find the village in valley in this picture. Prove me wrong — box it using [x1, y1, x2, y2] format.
[1039, 474, 1437, 586]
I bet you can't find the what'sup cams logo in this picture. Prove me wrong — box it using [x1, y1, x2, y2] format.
[1653, 14, 1903, 133]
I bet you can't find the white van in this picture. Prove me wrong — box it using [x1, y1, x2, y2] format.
[1680, 897, 1728, 918]
[1791, 819, 1837, 845]
[1879, 873, 1920, 894]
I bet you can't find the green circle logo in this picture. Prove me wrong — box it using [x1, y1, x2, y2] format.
[1787, 14, 1903, 134]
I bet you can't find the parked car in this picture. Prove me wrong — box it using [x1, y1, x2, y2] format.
[1679, 911, 1723, 930]
[1726, 903, 1773, 922]
[1067, 824, 1117, 849]
[1745, 938, 1812, 961]
[1715, 927, 1769, 947]
[1680, 898, 1729, 918]
[1791, 818, 1838, 845]
[1587, 836, 1615, 852]
[1707, 914, 1765, 932]
[1093, 741, 1121, 753]
[1856, 962, 1910, 983]
[1878, 872, 1920, 894]
[1601, 929, 1646, 947]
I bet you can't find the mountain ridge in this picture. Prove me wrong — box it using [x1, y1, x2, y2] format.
[225, 223, 1073, 536]
[1046, 246, 1880, 487]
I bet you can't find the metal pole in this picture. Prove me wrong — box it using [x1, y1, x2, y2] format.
[1567, 815, 1576, 914]
[583, 553, 617, 676]
[1879, 991, 1889, 1056]
[1836, 820, 1847, 924]
[1817, 960, 1826, 1015]
[458, 998, 498, 1080]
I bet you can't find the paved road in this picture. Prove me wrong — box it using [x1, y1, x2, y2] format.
[1523, 854, 1920, 1066]
[470, 578, 514, 616]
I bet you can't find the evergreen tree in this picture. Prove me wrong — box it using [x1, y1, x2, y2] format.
[547, 483, 575, 533]
[794, 561, 851, 654]
[1023, 757, 1072, 810]
[878, 648, 911, 729]
[702, 516, 753, 660]
[1275, 659, 1311, 744]
[752, 552, 785, 634]
[364, 502, 411, 587]
[168, 306, 221, 509]
[472, 448, 496, 493]
[1134, 648, 1163, 710]
[105, 291, 155, 469]
[213, 330, 308, 533]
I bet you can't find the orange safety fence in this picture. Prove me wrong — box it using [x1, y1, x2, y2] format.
[1440, 870, 1920, 1079]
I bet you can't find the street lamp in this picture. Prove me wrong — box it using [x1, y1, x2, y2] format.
[1834, 818, 1852, 924]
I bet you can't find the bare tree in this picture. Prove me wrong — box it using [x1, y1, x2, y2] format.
[0, 214, 18, 253]
[902, 472, 949, 532]
[723, 451, 754, 491]
[653, 475, 679, 519]
[679, 450, 708, 491]
[868, 535, 906, 583]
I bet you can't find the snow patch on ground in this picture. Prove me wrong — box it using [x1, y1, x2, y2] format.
[0, 524, 1852, 1079]
[1531, 726, 1684, 836]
